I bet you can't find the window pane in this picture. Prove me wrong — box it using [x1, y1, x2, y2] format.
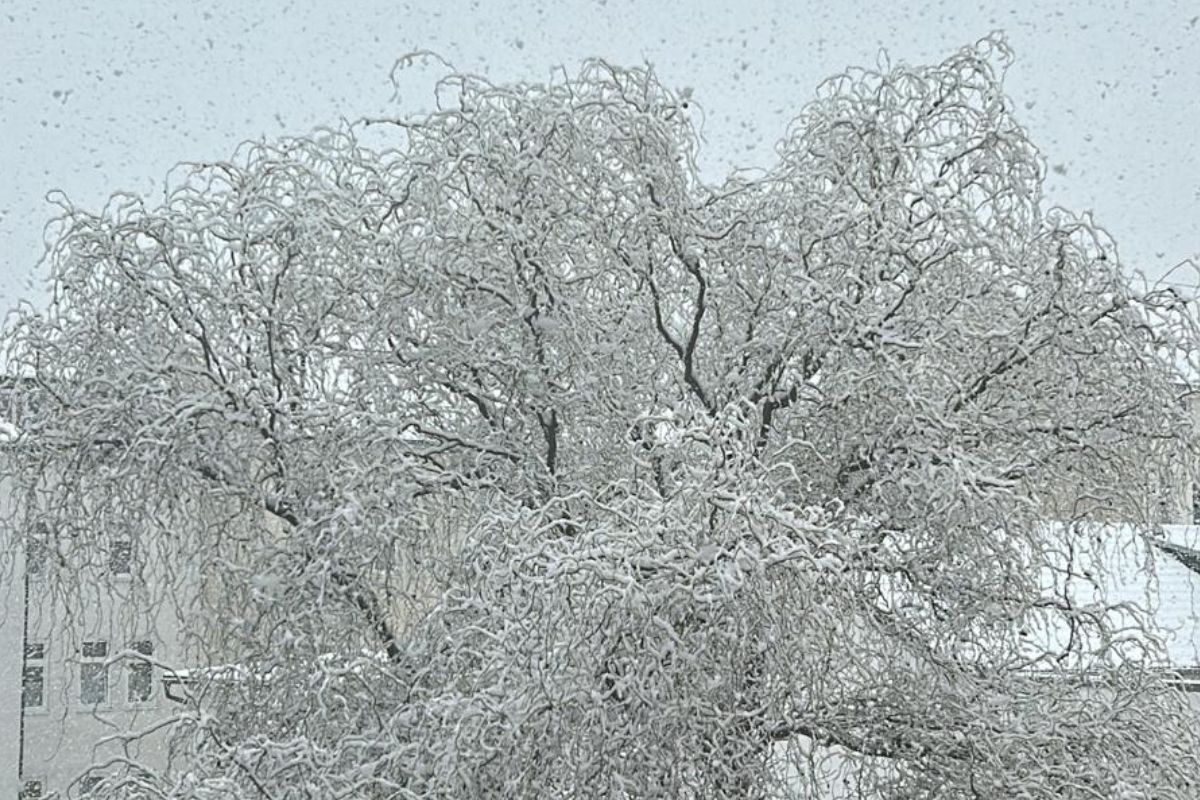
[128, 640, 154, 702]
[19, 780, 43, 799]
[81, 775, 102, 795]
[25, 534, 46, 575]
[81, 662, 108, 705]
[22, 664, 44, 708]
[82, 641, 108, 658]
[110, 539, 132, 575]
[129, 662, 152, 703]
[25, 642, 45, 660]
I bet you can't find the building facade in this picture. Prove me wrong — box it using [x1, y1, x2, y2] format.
[2, 532, 189, 799]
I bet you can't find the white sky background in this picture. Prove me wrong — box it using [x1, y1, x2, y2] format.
[1, 0, 1197, 311]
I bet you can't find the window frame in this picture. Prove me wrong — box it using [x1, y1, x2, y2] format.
[126, 639, 155, 706]
[21, 639, 48, 714]
[19, 778, 45, 800]
[79, 774, 104, 797]
[24, 529, 48, 578]
[79, 639, 110, 709]
[109, 538, 133, 579]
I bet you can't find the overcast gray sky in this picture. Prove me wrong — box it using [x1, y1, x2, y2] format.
[2, 0, 1198, 310]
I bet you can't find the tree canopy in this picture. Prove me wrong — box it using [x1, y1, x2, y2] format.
[5, 36, 1200, 798]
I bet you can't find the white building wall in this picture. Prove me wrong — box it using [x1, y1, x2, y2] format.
[20, 580, 179, 797]
[0, 566, 25, 800]
[2, 535, 196, 798]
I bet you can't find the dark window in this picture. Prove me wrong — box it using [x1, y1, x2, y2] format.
[128, 640, 153, 703]
[80, 640, 108, 705]
[22, 642, 46, 709]
[110, 539, 132, 576]
[80, 775, 103, 796]
[19, 780, 43, 800]
[25, 532, 46, 576]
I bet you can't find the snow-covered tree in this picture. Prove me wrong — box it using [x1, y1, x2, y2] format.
[5, 36, 1200, 797]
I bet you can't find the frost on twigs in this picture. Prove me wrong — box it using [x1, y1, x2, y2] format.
[4, 35, 1200, 798]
